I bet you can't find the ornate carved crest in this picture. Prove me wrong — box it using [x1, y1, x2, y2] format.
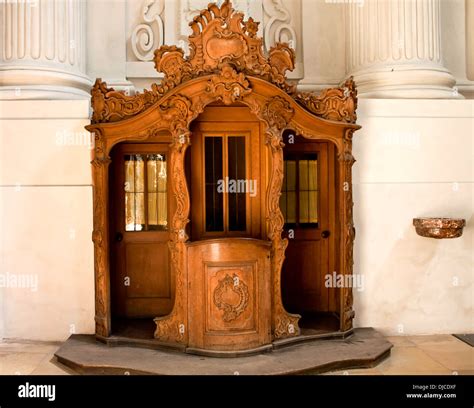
[90, 0, 357, 127]
[154, 1, 295, 93]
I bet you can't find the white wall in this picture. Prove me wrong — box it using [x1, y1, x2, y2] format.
[353, 99, 474, 335]
[0, 101, 95, 341]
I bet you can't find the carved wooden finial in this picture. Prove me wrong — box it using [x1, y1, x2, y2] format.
[153, 0, 296, 93]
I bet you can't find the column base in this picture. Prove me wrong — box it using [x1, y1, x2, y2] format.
[351, 64, 464, 99]
[0, 66, 92, 100]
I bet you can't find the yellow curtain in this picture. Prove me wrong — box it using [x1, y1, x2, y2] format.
[147, 155, 167, 229]
[124, 155, 145, 231]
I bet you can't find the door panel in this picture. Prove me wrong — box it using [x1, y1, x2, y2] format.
[111, 143, 174, 319]
[281, 140, 336, 314]
[125, 242, 169, 298]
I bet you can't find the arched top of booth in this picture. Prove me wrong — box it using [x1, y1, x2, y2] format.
[86, 0, 359, 154]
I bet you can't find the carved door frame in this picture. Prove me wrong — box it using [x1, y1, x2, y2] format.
[86, 0, 359, 344]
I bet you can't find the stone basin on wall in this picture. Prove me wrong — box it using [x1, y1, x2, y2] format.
[413, 218, 466, 239]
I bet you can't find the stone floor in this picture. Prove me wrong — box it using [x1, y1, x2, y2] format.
[0, 334, 472, 375]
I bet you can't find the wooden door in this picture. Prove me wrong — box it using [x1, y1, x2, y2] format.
[110, 143, 174, 318]
[281, 139, 337, 315]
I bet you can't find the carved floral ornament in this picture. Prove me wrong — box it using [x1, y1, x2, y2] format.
[90, 0, 357, 125]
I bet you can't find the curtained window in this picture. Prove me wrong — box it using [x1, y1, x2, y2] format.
[124, 154, 167, 231]
[280, 153, 318, 227]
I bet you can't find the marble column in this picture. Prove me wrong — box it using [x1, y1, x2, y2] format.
[0, 0, 92, 100]
[345, 0, 461, 98]
[466, 0, 474, 81]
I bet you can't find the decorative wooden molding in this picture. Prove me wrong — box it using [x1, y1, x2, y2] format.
[90, 79, 162, 124]
[91, 129, 112, 337]
[296, 77, 358, 124]
[91, 0, 299, 124]
[153, 127, 193, 344]
[262, 95, 294, 131]
[339, 129, 356, 332]
[259, 96, 300, 339]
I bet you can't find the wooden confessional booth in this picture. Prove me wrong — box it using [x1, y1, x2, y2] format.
[87, 0, 359, 356]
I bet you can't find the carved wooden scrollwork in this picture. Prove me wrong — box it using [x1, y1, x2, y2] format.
[91, 79, 162, 124]
[339, 129, 356, 331]
[213, 274, 250, 322]
[260, 96, 301, 339]
[154, 132, 190, 344]
[90, 127, 111, 337]
[206, 64, 252, 105]
[296, 77, 358, 124]
[262, 95, 294, 131]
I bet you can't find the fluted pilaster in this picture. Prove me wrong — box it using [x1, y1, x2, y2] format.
[0, 0, 91, 99]
[346, 0, 460, 98]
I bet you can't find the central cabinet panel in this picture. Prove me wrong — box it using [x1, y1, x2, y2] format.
[185, 106, 272, 353]
[187, 239, 271, 352]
